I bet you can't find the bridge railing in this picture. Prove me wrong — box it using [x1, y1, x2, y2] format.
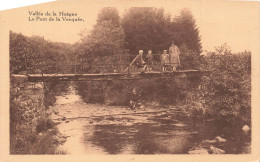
[23, 53, 186, 75]
[75, 54, 167, 74]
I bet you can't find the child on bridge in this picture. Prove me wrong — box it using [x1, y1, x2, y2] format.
[145, 50, 153, 72]
[161, 50, 170, 72]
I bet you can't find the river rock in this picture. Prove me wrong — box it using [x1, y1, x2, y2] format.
[140, 105, 145, 109]
[209, 146, 225, 154]
[148, 101, 160, 107]
[48, 129, 55, 133]
[215, 136, 227, 143]
[242, 125, 250, 132]
[56, 132, 63, 138]
[188, 148, 209, 154]
[57, 137, 67, 143]
[55, 121, 62, 125]
[53, 107, 59, 114]
[202, 139, 216, 144]
[46, 109, 52, 116]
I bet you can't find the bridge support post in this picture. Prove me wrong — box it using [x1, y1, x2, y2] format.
[74, 65, 77, 74]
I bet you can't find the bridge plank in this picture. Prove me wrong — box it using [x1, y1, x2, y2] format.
[11, 70, 210, 82]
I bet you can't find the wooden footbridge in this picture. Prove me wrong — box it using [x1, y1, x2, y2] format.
[12, 70, 208, 82]
[11, 53, 210, 82]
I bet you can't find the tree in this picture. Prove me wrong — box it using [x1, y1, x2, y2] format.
[10, 31, 75, 74]
[10, 31, 28, 73]
[173, 8, 202, 54]
[178, 43, 200, 69]
[197, 47, 251, 124]
[77, 8, 125, 72]
[215, 43, 232, 55]
[81, 21, 125, 57]
[97, 7, 120, 27]
[121, 7, 172, 54]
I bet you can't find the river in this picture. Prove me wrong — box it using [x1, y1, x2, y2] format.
[51, 82, 250, 154]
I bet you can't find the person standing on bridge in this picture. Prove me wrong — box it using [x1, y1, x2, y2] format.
[169, 41, 180, 71]
[161, 50, 170, 72]
[145, 50, 153, 72]
[135, 50, 146, 72]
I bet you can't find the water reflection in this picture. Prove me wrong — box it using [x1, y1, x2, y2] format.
[83, 111, 196, 154]
[53, 82, 250, 154]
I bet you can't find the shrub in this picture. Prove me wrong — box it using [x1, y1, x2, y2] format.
[198, 51, 251, 124]
[36, 117, 55, 133]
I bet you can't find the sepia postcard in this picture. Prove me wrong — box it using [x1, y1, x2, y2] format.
[0, 0, 260, 161]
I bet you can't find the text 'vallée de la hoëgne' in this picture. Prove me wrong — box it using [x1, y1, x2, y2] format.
[28, 11, 85, 22]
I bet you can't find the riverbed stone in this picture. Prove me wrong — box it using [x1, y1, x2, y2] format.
[202, 139, 216, 144]
[215, 136, 227, 143]
[209, 145, 225, 154]
[242, 125, 250, 132]
[57, 137, 67, 143]
[140, 105, 145, 109]
[188, 148, 209, 154]
[53, 107, 59, 114]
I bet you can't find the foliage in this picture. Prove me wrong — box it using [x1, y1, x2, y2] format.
[36, 117, 55, 133]
[178, 43, 200, 69]
[76, 81, 107, 103]
[121, 7, 172, 54]
[121, 7, 202, 56]
[10, 78, 61, 154]
[214, 43, 232, 55]
[10, 31, 74, 74]
[10, 32, 31, 73]
[75, 77, 190, 106]
[97, 7, 120, 27]
[173, 8, 202, 54]
[77, 8, 126, 73]
[80, 21, 125, 58]
[187, 45, 251, 124]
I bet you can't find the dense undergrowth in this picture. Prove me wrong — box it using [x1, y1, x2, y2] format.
[10, 79, 66, 154]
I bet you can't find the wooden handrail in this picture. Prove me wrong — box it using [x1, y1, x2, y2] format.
[124, 54, 140, 73]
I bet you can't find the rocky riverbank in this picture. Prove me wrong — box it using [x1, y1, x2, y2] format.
[187, 124, 251, 154]
[10, 77, 66, 154]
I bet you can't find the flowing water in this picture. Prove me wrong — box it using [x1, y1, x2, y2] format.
[51, 82, 250, 154]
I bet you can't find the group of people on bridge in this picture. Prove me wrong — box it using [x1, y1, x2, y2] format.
[134, 41, 181, 72]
